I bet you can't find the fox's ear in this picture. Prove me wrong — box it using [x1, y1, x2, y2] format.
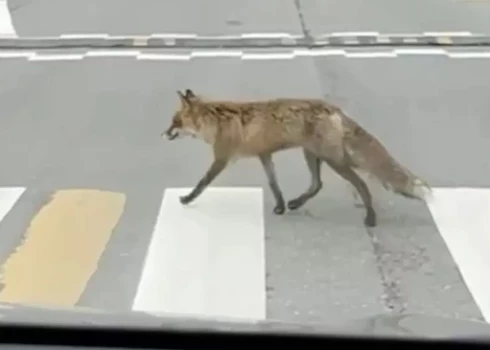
[177, 90, 189, 106]
[177, 89, 197, 106]
[184, 89, 196, 99]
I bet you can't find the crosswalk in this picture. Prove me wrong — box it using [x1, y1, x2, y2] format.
[0, 185, 488, 323]
[0, 0, 15, 37]
[0, 186, 266, 321]
[425, 187, 490, 322]
[133, 187, 265, 320]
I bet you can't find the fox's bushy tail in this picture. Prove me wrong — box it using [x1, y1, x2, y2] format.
[344, 124, 433, 202]
[376, 160, 433, 202]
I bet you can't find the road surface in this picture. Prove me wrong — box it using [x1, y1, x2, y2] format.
[0, 0, 490, 330]
[0, 51, 489, 326]
[300, 0, 490, 35]
[5, 0, 490, 37]
[7, 0, 303, 37]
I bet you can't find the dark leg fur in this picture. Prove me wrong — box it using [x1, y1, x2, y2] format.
[287, 149, 323, 210]
[259, 153, 286, 215]
[323, 158, 376, 227]
[180, 158, 228, 205]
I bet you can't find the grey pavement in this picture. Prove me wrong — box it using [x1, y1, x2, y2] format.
[8, 0, 303, 37]
[0, 55, 487, 324]
[299, 0, 490, 35]
[8, 0, 490, 38]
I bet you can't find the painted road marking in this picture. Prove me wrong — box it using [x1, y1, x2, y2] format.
[132, 187, 266, 321]
[344, 51, 398, 58]
[0, 0, 15, 37]
[0, 189, 126, 306]
[446, 52, 490, 58]
[9, 48, 490, 62]
[59, 34, 110, 39]
[241, 52, 296, 60]
[394, 48, 447, 55]
[330, 31, 380, 36]
[0, 187, 25, 223]
[298, 49, 346, 56]
[11, 31, 490, 39]
[149, 33, 198, 39]
[137, 53, 191, 61]
[427, 187, 490, 322]
[0, 52, 35, 59]
[423, 31, 472, 36]
[85, 50, 141, 57]
[190, 50, 243, 58]
[240, 32, 295, 38]
[29, 54, 84, 61]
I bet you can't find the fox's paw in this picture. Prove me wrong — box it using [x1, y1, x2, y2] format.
[273, 204, 286, 215]
[286, 198, 304, 211]
[364, 209, 377, 228]
[180, 195, 193, 205]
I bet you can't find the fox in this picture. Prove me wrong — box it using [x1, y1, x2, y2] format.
[162, 88, 432, 227]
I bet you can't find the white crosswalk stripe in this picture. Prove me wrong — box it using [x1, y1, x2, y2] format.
[0, 0, 15, 37]
[133, 187, 266, 320]
[0, 185, 488, 323]
[426, 187, 490, 322]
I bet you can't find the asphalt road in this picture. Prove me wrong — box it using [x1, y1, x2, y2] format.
[7, 0, 303, 37]
[299, 0, 490, 35]
[0, 53, 487, 324]
[7, 0, 490, 37]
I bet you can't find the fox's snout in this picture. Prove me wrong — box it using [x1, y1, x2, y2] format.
[162, 121, 199, 141]
[162, 119, 181, 140]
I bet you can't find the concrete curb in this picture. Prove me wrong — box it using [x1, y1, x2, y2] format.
[1, 34, 490, 49]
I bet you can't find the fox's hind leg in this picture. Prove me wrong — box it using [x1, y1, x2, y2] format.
[287, 149, 323, 211]
[323, 158, 376, 227]
[259, 153, 286, 215]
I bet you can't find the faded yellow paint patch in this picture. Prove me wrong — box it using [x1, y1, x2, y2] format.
[0, 189, 126, 307]
[132, 36, 149, 46]
[435, 36, 453, 45]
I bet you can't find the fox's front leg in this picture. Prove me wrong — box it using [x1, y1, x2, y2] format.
[180, 158, 228, 205]
[258, 153, 286, 215]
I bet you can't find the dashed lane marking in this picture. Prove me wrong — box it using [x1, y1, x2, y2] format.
[2, 48, 490, 61]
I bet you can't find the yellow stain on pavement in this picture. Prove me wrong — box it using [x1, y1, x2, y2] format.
[0, 189, 126, 306]
[435, 36, 453, 45]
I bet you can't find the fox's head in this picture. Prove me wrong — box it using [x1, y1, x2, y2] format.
[163, 89, 201, 141]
